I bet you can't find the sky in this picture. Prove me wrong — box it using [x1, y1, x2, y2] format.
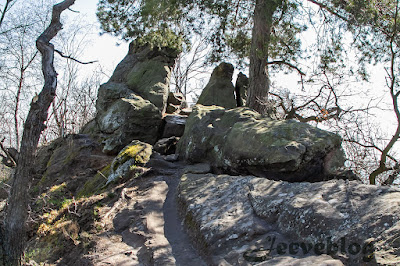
[67, 0, 129, 79]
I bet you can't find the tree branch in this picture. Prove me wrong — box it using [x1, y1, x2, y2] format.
[306, 0, 351, 24]
[54, 49, 97, 65]
[267, 60, 305, 76]
[0, 0, 15, 28]
[369, 0, 400, 185]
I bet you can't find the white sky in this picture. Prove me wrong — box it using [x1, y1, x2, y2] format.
[68, 0, 129, 78]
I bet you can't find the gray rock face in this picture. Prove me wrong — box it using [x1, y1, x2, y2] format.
[90, 42, 178, 154]
[249, 178, 400, 265]
[154, 136, 180, 155]
[196, 62, 237, 109]
[97, 95, 161, 154]
[177, 105, 346, 182]
[166, 92, 188, 115]
[178, 172, 400, 265]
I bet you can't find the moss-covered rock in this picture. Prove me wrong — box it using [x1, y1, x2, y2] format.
[107, 140, 152, 184]
[126, 60, 171, 111]
[33, 134, 113, 196]
[25, 219, 80, 263]
[197, 62, 237, 109]
[177, 105, 346, 182]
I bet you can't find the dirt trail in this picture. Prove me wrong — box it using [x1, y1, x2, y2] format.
[163, 172, 207, 266]
[86, 155, 206, 265]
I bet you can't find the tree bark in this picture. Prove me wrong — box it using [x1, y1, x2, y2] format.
[247, 0, 279, 114]
[2, 1, 75, 265]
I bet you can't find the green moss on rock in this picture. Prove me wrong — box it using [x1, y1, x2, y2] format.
[107, 140, 152, 184]
[177, 105, 345, 182]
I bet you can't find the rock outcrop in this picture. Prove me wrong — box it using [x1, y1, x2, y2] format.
[161, 114, 187, 139]
[35, 134, 113, 194]
[84, 42, 179, 154]
[178, 172, 400, 265]
[109, 43, 178, 111]
[154, 136, 180, 155]
[166, 92, 189, 115]
[177, 105, 346, 182]
[197, 62, 237, 109]
[235, 72, 249, 107]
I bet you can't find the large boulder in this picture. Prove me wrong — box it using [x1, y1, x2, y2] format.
[249, 178, 400, 265]
[96, 94, 162, 154]
[178, 172, 400, 265]
[177, 105, 346, 182]
[87, 42, 178, 154]
[196, 62, 237, 109]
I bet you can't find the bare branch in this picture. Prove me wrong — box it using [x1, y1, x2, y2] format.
[306, 0, 351, 24]
[55, 49, 97, 65]
[369, 0, 400, 185]
[0, 0, 16, 28]
[267, 60, 306, 76]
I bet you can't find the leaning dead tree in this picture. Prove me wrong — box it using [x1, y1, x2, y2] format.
[2, 0, 75, 265]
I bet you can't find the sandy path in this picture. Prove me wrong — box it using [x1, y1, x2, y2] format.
[87, 155, 206, 266]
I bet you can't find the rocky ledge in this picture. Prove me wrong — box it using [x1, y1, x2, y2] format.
[178, 171, 400, 265]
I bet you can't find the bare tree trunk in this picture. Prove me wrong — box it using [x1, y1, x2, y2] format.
[247, 0, 278, 114]
[2, 1, 75, 264]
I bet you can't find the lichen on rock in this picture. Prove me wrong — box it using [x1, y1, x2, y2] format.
[107, 140, 152, 184]
[178, 172, 400, 265]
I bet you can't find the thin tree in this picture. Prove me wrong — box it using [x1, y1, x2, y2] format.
[2, 0, 76, 264]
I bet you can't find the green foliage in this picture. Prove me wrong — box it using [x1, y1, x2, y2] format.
[133, 28, 184, 52]
[327, 0, 400, 65]
[97, 0, 194, 47]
